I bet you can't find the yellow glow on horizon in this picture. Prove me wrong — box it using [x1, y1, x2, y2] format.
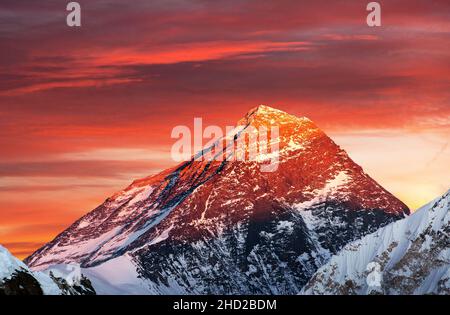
[332, 129, 449, 212]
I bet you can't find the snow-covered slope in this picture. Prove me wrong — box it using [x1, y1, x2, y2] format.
[0, 245, 26, 280]
[26, 105, 409, 294]
[0, 245, 95, 295]
[81, 254, 153, 295]
[302, 189, 450, 295]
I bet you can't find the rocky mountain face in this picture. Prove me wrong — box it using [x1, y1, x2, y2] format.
[25, 105, 409, 294]
[302, 190, 450, 295]
[0, 245, 95, 295]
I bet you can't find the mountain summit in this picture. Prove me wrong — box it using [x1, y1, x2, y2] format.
[26, 106, 409, 294]
[238, 104, 312, 126]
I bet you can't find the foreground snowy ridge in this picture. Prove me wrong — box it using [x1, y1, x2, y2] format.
[0, 245, 95, 295]
[302, 189, 450, 295]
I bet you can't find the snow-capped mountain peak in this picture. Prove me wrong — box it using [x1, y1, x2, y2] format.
[239, 105, 312, 126]
[237, 105, 319, 147]
[26, 106, 409, 294]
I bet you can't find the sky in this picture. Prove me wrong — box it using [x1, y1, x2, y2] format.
[0, 0, 449, 259]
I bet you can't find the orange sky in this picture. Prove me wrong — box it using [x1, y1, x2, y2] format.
[0, 0, 449, 259]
